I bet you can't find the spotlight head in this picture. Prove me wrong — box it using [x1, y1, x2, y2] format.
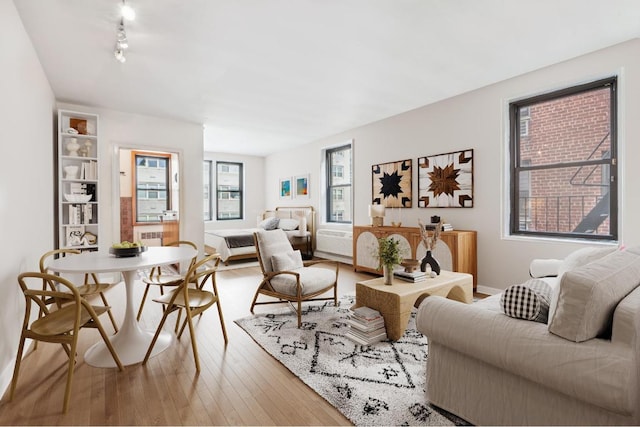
[121, 3, 135, 20]
[114, 48, 126, 63]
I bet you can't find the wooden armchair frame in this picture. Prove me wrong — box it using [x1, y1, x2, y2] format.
[250, 229, 339, 327]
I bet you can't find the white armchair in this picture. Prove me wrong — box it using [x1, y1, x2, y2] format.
[251, 229, 338, 327]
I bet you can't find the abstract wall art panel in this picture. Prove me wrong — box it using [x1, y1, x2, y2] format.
[418, 149, 474, 208]
[371, 159, 412, 208]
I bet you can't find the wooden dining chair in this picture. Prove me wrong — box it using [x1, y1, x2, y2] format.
[142, 252, 227, 372]
[136, 240, 198, 321]
[9, 272, 124, 413]
[39, 248, 119, 333]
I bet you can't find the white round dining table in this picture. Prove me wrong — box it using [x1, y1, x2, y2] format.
[46, 246, 197, 368]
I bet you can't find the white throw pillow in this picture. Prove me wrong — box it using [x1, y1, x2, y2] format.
[271, 250, 304, 271]
[278, 218, 299, 231]
[547, 246, 618, 325]
[258, 217, 280, 230]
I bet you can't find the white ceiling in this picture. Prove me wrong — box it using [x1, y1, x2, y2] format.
[14, 0, 640, 157]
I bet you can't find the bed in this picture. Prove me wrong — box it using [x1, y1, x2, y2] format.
[204, 206, 316, 264]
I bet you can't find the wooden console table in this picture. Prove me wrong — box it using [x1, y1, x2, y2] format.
[353, 225, 477, 289]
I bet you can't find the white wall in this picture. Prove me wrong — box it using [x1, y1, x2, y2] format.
[204, 151, 265, 230]
[0, 0, 57, 396]
[56, 102, 204, 253]
[265, 39, 640, 291]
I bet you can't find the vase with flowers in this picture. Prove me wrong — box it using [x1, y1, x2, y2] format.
[377, 237, 403, 285]
[418, 219, 442, 275]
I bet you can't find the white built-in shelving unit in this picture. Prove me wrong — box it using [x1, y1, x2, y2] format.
[57, 109, 100, 251]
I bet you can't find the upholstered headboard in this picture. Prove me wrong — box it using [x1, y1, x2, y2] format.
[261, 206, 316, 250]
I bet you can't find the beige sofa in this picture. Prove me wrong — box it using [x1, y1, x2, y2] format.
[416, 247, 640, 425]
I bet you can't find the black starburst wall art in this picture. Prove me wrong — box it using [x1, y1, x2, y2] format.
[418, 149, 473, 208]
[371, 159, 412, 208]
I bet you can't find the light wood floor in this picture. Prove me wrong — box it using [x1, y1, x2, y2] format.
[0, 263, 375, 426]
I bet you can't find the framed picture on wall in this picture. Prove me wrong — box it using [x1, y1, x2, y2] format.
[279, 177, 292, 199]
[371, 159, 412, 207]
[294, 174, 309, 199]
[418, 149, 474, 208]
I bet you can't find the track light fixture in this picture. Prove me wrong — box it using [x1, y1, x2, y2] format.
[113, 1, 134, 63]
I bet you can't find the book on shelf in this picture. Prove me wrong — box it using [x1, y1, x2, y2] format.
[66, 225, 85, 246]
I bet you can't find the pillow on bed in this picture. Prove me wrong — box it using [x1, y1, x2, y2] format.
[271, 250, 304, 271]
[278, 218, 299, 231]
[258, 217, 279, 230]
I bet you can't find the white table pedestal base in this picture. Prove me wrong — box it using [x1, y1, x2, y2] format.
[84, 270, 173, 368]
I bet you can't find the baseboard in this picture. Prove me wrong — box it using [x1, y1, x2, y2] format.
[477, 285, 502, 296]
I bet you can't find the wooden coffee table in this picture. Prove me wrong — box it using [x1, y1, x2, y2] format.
[353, 270, 473, 340]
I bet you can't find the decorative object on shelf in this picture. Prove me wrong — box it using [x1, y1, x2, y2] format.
[279, 177, 291, 199]
[418, 219, 442, 274]
[82, 231, 97, 245]
[80, 140, 93, 157]
[65, 138, 80, 156]
[66, 225, 85, 247]
[368, 204, 385, 227]
[294, 174, 309, 198]
[64, 193, 92, 203]
[376, 237, 403, 285]
[63, 165, 79, 179]
[65, 127, 79, 134]
[69, 118, 87, 135]
[372, 159, 412, 208]
[418, 149, 474, 208]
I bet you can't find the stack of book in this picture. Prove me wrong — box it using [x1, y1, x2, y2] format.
[345, 306, 387, 345]
[424, 223, 454, 231]
[393, 268, 428, 282]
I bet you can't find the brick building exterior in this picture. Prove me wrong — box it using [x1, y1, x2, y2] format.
[518, 87, 611, 234]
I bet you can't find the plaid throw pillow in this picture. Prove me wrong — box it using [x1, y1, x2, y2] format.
[500, 278, 552, 323]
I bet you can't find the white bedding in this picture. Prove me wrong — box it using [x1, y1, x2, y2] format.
[204, 228, 312, 262]
[204, 229, 259, 261]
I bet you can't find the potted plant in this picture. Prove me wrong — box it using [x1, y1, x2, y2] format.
[377, 237, 403, 285]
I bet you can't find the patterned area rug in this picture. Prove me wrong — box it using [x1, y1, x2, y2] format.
[235, 295, 462, 426]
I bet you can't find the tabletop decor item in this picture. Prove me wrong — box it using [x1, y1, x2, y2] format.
[109, 241, 147, 257]
[377, 237, 403, 285]
[66, 138, 80, 156]
[418, 219, 442, 274]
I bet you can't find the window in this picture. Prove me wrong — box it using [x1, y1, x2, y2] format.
[134, 153, 170, 223]
[326, 144, 352, 223]
[204, 160, 212, 221]
[510, 77, 617, 240]
[216, 161, 243, 220]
